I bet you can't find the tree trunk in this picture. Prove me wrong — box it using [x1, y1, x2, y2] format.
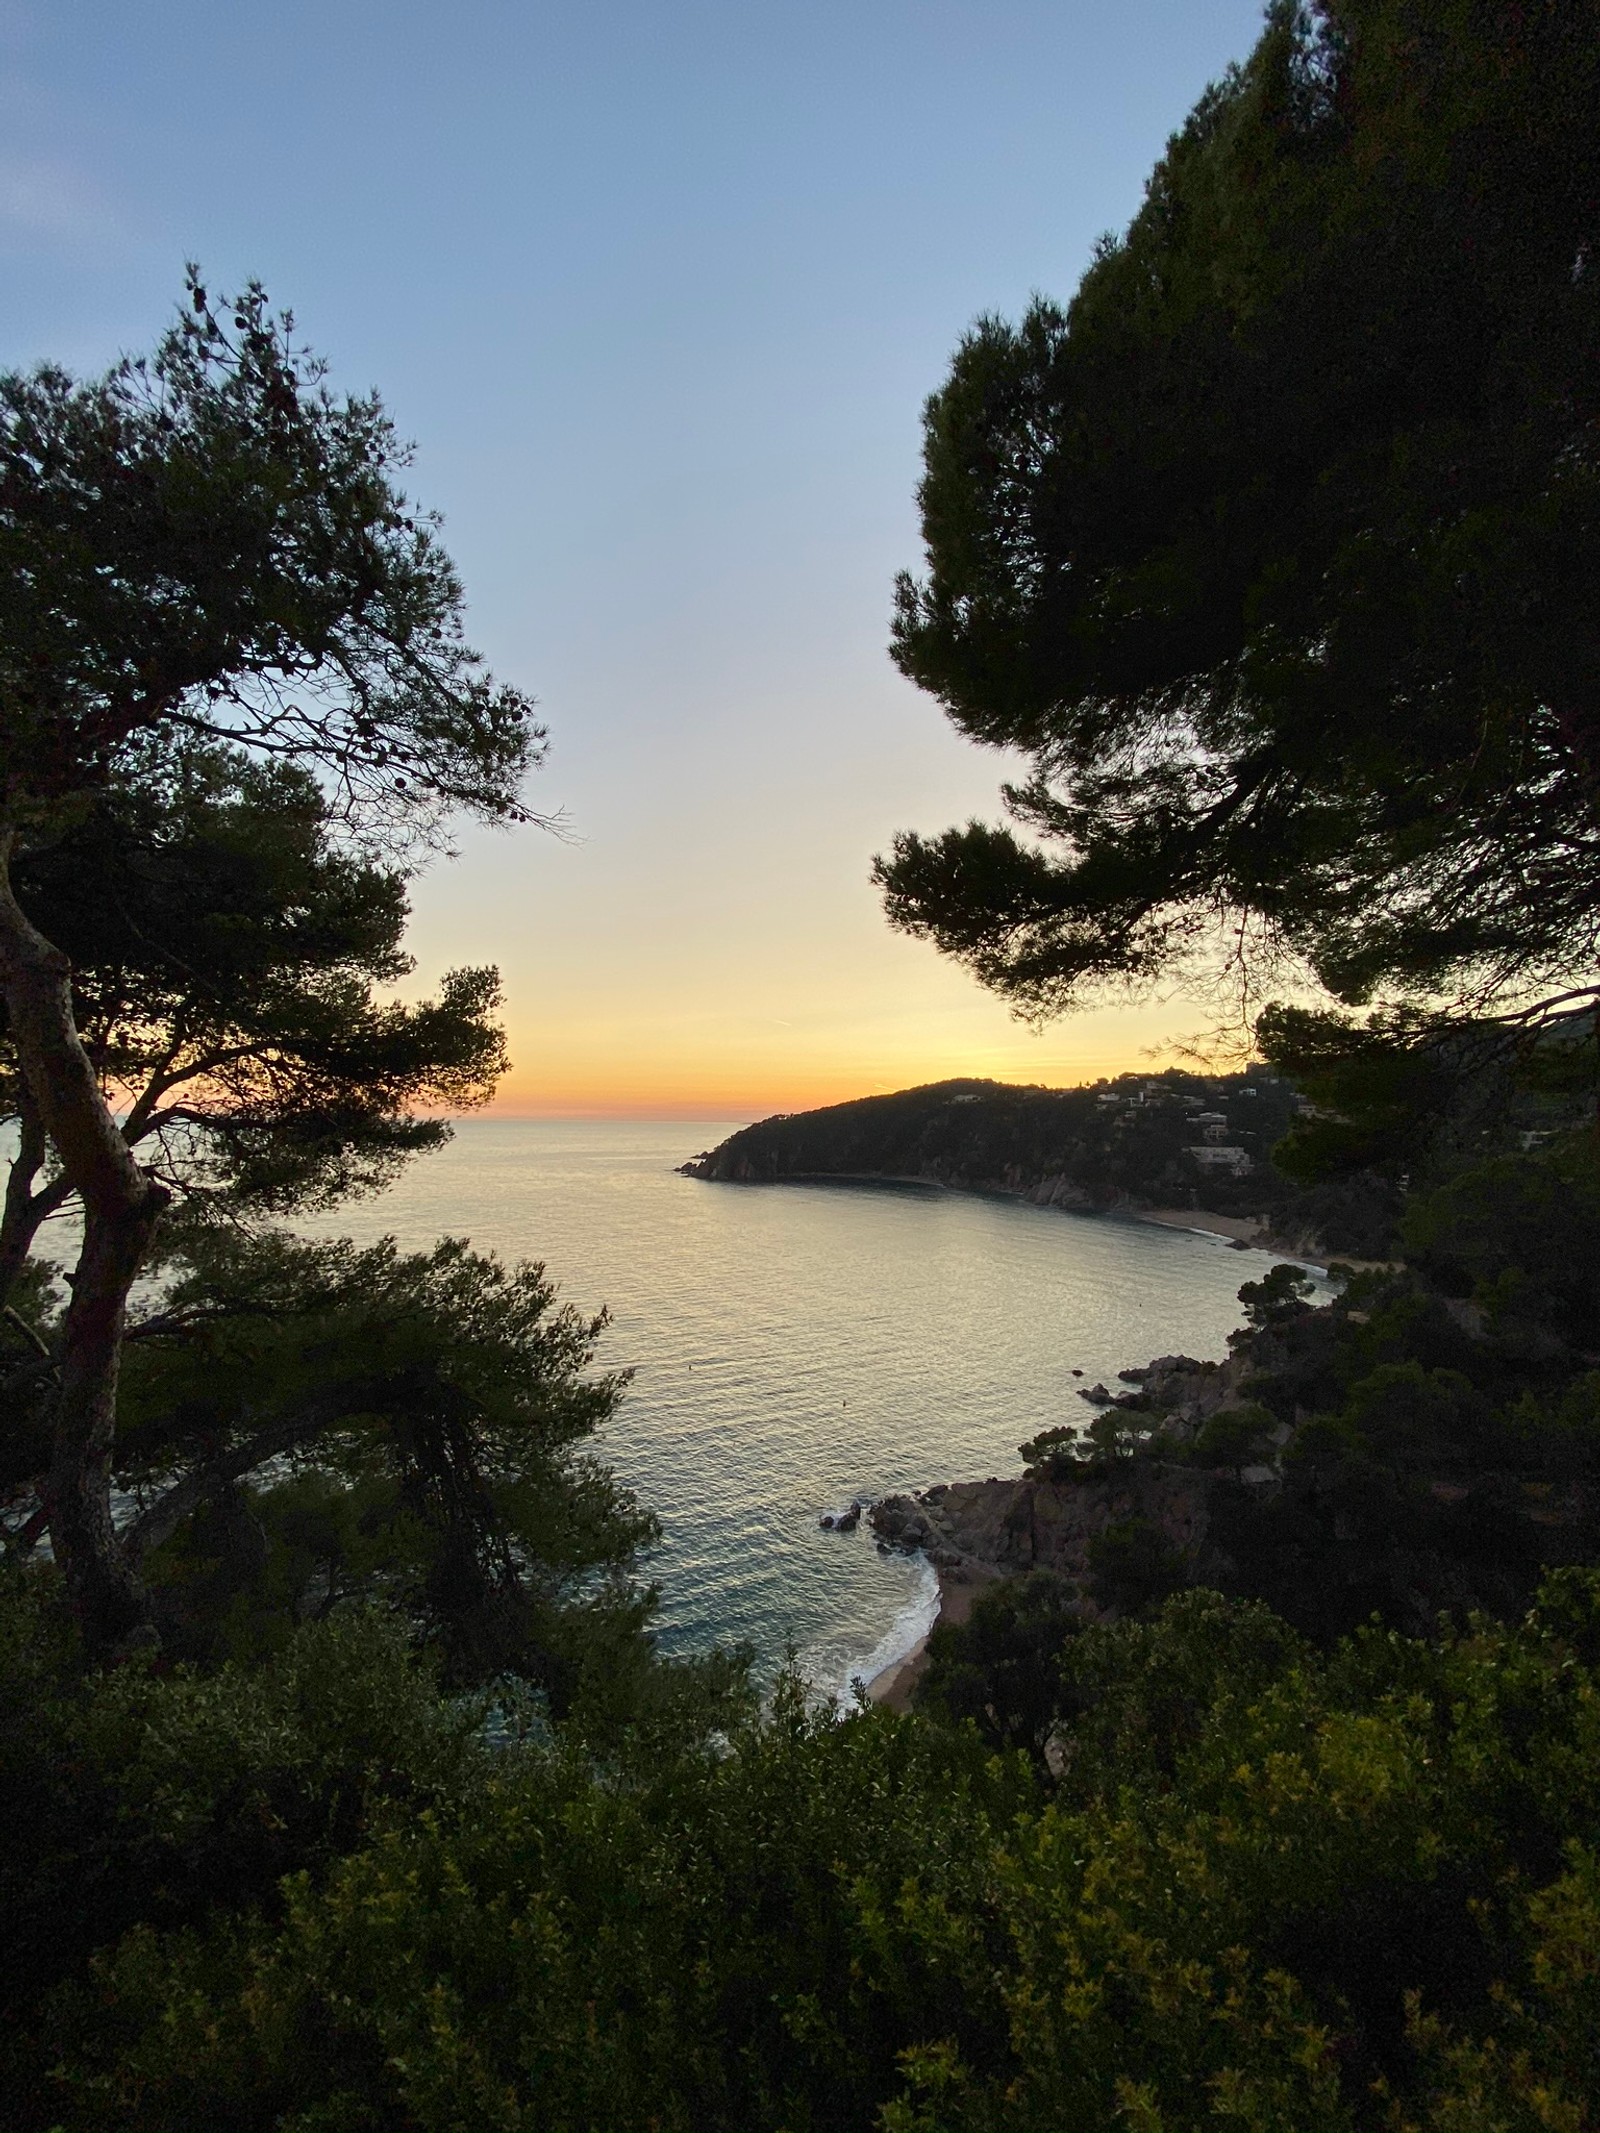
[0, 1081, 74, 1309]
[0, 1091, 47, 1308]
[45, 1196, 166, 1642]
[0, 829, 168, 1648]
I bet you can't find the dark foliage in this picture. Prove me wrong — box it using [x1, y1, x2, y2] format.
[877, 0, 1600, 1031]
[687, 1068, 1406, 1253]
[8, 1573, 1600, 2130]
[918, 1570, 1082, 1759]
[2, 743, 508, 1230]
[76, 1222, 659, 1696]
[0, 274, 551, 1649]
[1, 273, 541, 830]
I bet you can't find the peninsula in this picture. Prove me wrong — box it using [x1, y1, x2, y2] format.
[682, 1071, 1398, 1261]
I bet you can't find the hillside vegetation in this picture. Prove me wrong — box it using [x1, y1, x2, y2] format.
[685, 1071, 1402, 1258]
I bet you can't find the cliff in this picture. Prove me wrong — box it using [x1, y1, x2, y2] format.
[872, 1467, 1220, 1587]
[869, 1348, 1250, 1597]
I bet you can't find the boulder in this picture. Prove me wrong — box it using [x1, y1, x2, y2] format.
[870, 1495, 936, 1552]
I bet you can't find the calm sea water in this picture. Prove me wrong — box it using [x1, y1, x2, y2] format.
[306, 1118, 1310, 1694]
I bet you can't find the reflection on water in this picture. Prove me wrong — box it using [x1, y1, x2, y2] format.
[304, 1119, 1305, 1689]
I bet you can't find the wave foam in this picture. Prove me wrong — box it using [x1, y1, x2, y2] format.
[836, 1554, 940, 1702]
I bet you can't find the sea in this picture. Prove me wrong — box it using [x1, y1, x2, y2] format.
[306, 1118, 1318, 1698]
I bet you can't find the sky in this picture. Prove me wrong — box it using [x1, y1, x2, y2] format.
[2, 0, 1268, 1119]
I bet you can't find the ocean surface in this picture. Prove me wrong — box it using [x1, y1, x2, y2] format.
[305, 1118, 1317, 1695]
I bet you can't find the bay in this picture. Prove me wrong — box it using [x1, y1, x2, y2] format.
[308, 1117, 1315, 1693]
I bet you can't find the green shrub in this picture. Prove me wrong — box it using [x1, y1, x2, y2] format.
[14, 1573, 1600, 2129]
[916, 1570, 1082, 1758]
[1086, 1515, 1190, 1616]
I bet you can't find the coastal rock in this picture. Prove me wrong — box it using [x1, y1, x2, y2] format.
[1132, 1352, 1253, 1443]
[911, 1469, 1220, 1590]
[873, 1468, 1222, 1598]
[869, 1495, 935, 1552]
[1025, 1173, 1093, 1211]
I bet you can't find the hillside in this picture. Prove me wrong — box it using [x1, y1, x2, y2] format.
[682, 1071, 1400, 1259]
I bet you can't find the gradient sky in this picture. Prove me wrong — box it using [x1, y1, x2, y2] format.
[3, 0, 1267, 1118]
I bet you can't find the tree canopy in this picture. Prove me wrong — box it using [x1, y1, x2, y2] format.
[99, 1225, 653, 1694]
[0, 277, 549, 1646]
[876, 0, 1600, 1028]
[1, 273, 542, 834]
[1, 743, 506, 1272]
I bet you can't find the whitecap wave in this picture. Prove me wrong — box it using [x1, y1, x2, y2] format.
[836, 1553, 940, 1703]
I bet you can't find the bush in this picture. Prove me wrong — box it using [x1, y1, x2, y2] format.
[44, 1670, 1025, 2133]
[20, 1572, 1600, 2130]
[0, 1574, 500, 2123]
[1192, 1401, 1277, 1476]
[1086, 1515, 1190, 1616]
[916, 1570, 1083, 1758]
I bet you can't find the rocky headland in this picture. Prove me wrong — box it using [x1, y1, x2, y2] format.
[864, 1464, 1223, 1707]
[863, 1350, 1256, 1705]
[862, 1241, 1600, 1711]
[682, 1074, 1402, 1264]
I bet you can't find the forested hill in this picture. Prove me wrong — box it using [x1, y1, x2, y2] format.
[681, 1072, 1400, 1259]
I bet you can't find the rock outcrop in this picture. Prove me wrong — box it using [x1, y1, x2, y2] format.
[863, 1343, 1273, 1597]
[871, 1465, 1221, 1590]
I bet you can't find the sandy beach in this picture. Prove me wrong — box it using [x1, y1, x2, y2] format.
[865, 1560, 1002, 1712]
[1139, 1208, 1402, 1275]
[1139, 1205, 1269, 1245]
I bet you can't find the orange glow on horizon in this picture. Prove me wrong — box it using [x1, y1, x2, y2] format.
[480, 1046, 1175, 1122]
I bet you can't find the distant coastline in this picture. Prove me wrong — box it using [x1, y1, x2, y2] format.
[696, 1173, 1328, 1269]
[683, 1162, 1336, 1270]
[680, 1072, 1400, 1267]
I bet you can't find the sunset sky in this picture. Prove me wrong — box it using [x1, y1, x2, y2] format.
[4, 0, 1266, 1119]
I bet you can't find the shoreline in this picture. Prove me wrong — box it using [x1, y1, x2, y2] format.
[1137, 1204, 1275, 1244]
[865, 1559, 1002, 1712]
[684, 1167, 1335, 1269]
[1133, 1205, 1328, 1268]
[1138, 1207, 1398, 1277]
[838, 1205, 1366, 1714]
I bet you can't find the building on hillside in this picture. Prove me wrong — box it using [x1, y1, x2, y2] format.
[1187, 1144, 1253, 1175]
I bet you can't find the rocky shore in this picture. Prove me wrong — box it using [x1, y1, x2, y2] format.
[871, 1462, 1218, 1587]
[861, 1348, 1267, 1707]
